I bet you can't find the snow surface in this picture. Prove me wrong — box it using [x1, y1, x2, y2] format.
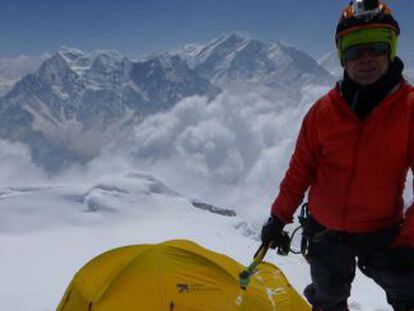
[0, 171, 398, 311]
[0, 81, 411, 310]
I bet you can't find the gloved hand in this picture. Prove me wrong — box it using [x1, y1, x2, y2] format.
[387, 246, 414, 272]
[261, 215, 286, 249]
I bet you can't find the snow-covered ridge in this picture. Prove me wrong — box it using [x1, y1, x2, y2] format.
[0, 172, 241, 234]
[175, 32, 335, 96]
[0, 46, 218, 171]
[56, 46, 125, 77]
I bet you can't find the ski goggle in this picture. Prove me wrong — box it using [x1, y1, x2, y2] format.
[344, 42, 390, 61]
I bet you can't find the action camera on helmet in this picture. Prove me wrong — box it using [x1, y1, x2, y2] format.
[362, 0, 379, 10]
[353, 0, 380, 17]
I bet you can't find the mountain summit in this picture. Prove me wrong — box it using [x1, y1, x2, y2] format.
[177, 32, 334, 98]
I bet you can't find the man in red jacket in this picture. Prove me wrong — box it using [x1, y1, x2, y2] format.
[261, 1, 414, 311]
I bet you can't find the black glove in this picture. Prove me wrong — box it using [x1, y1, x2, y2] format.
[261, 215, 285, 249]
[387, 246, 414, 272]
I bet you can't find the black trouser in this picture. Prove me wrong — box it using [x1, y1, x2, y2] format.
[302, 218, 414, 311]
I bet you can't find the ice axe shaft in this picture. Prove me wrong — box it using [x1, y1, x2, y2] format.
[239, 243, 269, 290]
[239, 230, 292, 290]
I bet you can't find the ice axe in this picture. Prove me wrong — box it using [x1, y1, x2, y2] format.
[239, 231, 291, 290]
[239, 243, 269, 290]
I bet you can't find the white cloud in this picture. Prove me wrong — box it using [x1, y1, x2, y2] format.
[0, 140, 46, 186]
[106, 87, 329, 224]
[5, 83, 410, 227]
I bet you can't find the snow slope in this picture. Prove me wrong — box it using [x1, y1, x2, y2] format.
[0, 172, 393, 311]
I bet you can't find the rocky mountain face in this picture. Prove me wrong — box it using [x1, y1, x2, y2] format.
[0, 33, 335, 172]
[0, 48, 218, 171]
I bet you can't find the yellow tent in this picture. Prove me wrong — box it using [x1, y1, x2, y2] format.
[57, 240, 310, 311]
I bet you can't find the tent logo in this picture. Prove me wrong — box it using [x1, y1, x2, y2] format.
[176, 283, 220, 293]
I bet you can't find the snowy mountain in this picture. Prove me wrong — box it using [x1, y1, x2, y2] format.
[176, 32, 335, 98]
[0, 47, 218, 171]
[0, 34, 336, 172]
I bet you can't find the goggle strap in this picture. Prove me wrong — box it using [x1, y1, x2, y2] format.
[336, 23, 398, 44]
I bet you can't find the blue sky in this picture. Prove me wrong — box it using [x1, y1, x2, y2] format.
[2, 0, 414, 65]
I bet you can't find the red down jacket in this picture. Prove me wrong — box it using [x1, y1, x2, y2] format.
[271, 82, 414, 247]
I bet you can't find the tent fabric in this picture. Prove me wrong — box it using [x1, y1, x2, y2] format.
[57, 239, 310, 311]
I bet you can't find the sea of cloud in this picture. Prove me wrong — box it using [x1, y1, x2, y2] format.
[121, 87, 327, 224]
[2, 83, 413, 226]
[0, 140, 47, 186]
[3, 82, 414, 228]
[0, 85, 328, 226]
